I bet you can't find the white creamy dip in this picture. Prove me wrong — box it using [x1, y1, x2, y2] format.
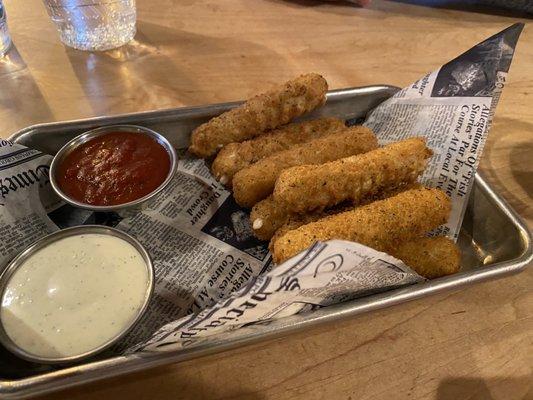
[0, 233, 150, 359]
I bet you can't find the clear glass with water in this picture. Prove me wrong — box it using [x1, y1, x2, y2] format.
[0, 0, 12, 57]
[43, 0, 136, 51]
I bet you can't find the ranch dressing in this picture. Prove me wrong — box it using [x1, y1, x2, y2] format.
[0, 233, 149, 359]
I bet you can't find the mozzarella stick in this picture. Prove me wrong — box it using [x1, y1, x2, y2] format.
[233, 126, 378, 208]
[252, 196, 350, 242]
[189, 73, 328, 158]
[211, 117, 345, 186]
[274, 137, 432, 214]
[271, 188, 450, 263]
[253, 183, 422, 242]
[268, 208, 351, 254]
[251, 195, 290, 240]
[390, 237, 461, 279]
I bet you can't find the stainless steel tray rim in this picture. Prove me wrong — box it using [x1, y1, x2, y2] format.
[8, 84, 399, 148]
[1, 231, 530, 399]
[2, 85, 531, 399]
[1, 177, 530, 399]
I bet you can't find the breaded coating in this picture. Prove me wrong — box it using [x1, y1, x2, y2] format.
[273, 137, 433, 214]
[211, 117, 345, 186]
[389, 237, 461, 279]
[269, 213, 323, 249]
[252, 196, 350, 242]
[251, 195, 290, 241]
[253, 183, 422, 242]
[271, 188, 451, 263]
[232, 126, 377, 208]
[189, 73, 328, 158]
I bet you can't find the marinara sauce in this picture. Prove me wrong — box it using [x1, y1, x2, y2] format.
[57, 131, 171, 206]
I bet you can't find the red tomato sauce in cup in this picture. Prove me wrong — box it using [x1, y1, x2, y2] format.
[56, 132, 171, 206]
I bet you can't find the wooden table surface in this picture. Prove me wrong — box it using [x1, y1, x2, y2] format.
[1, 1, 532, 399]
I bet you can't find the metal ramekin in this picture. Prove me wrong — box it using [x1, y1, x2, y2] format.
[0, 225, 154, 365]
[49, 124, 177, 212]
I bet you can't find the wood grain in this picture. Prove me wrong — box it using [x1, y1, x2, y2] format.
[0, 0, 531, 399]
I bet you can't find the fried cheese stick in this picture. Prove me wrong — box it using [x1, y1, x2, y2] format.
[252, 183, 422, 242]
[390, 237, 461, 279]
[273, 137, 432, 214]
[271, 187, 451, 263]
[211, 117, 345, 186]
[232, 126, 378, 208]
[251, 196, 349, 242]
[189, 73, 328, 158]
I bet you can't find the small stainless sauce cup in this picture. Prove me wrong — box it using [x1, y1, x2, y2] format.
[0, 225, 154, 364]
[49, 124, 177, 212]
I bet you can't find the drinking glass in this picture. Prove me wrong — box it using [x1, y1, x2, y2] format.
[42, 0, 136, 51]
[0, 0, 11, 57]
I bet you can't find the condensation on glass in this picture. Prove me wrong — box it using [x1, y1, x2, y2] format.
[42, 0, 136, 51]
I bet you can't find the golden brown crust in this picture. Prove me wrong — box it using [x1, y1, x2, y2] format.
[273, 137, 433, 214]
[268, 208, 347, 254]
[211, 117, 345, 186]
[232, 126, 378, 208]
[250, 195, 289, 241]
[389, 237, 461, 279]
[253, 183, 423, 242]
[271, 188, 451, 263]
[189, 73, 328, 158]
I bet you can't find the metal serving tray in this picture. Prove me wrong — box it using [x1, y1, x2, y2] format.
[3, 86, 532, 399]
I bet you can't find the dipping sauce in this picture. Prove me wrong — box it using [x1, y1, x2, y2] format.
[0, 233, 150, 359]
[56, 131, 171, 206]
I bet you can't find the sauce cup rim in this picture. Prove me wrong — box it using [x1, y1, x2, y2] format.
[49, 124, 178, 212]
[0, 225, 154, 365]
